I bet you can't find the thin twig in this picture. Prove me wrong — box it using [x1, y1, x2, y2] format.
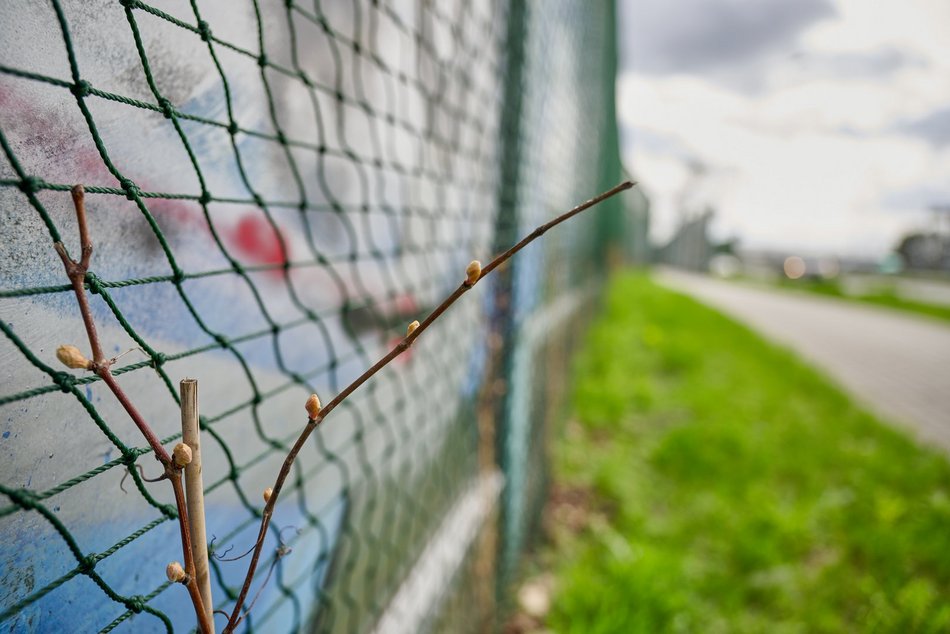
[235, 552, 284, 625]
[222, 180, 635, 632]
[213, 543, 256, 563]
[55, 185, 213, 634]
[120, 463, 163, 494]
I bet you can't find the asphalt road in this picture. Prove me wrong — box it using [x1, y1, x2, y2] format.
[657, 269, 950, 452]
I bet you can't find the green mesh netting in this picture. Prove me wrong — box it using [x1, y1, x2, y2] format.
[0, 0, 627, 631]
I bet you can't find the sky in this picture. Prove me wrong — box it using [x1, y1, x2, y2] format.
[616, 0, 950, 258]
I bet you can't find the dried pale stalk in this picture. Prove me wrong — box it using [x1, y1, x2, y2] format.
[181, 378, 213, 632]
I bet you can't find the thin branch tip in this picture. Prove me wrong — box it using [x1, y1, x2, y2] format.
[221, 182, 634, 630]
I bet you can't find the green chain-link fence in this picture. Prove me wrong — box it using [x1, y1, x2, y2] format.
[0, 0, 628, 631]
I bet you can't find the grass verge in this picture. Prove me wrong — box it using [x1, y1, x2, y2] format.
[542, 272, 950, 633]
[774, 277, 950, 324]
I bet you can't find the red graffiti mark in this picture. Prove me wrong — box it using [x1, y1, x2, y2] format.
[393, 293, 417, 315]
[233, 213, 288, 268]
[4, 79, 299, 285]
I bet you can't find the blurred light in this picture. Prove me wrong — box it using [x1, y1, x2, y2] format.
[710, 254, 742, 278]
[784, 255, 806, 279]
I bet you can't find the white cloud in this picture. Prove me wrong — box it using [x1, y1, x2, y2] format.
[618, 0, 950, 258]
[803, 0, 950, 62]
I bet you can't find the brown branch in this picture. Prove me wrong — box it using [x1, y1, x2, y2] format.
[221, 180, 635, 632]
[99, 372, 173, 466]
[55, 185, 213, 634]
[235, 543, 290, 626]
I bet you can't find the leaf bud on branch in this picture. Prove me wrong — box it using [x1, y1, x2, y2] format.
[173, 443, 193, 467]
[465, 260, 482, 286]
[166, 561, 187, 584]
[56, 344, 92, 370]
[305, 394, 322, 420]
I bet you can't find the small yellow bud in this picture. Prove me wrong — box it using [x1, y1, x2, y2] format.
[263, 487, 273, 503]
[172, 442, 192, 467]
[56, 345, 91, 370]
[407, 320, 420, 337]
[305, 393, 322, 420]
[166, 561, 186, 583]
[465, 260, 482, 285]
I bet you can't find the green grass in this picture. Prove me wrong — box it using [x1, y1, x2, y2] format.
[775, 277, 950, 323]
[545, 272, 950, 633]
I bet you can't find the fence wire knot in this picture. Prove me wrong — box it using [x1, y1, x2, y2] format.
[125, 596, 146, 614]
[53, 371, 77, 393]
[157, 97, 175, 120]
[84, 272, 103, 295]
[70, 80, 92, 99]
[119, 179, 139, 200]
[79, 555, 97, 573]
[17, 176, 41, 195]
[197, 20, 212, 41]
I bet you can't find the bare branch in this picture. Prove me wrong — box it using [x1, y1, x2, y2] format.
[55, 185, 213, 634]
[70, 184, 92, 270]
[53, 179, 634, 634]
[222, 180, 635, 631]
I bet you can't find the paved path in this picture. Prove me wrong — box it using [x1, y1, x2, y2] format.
[657, 269, 950, 452]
